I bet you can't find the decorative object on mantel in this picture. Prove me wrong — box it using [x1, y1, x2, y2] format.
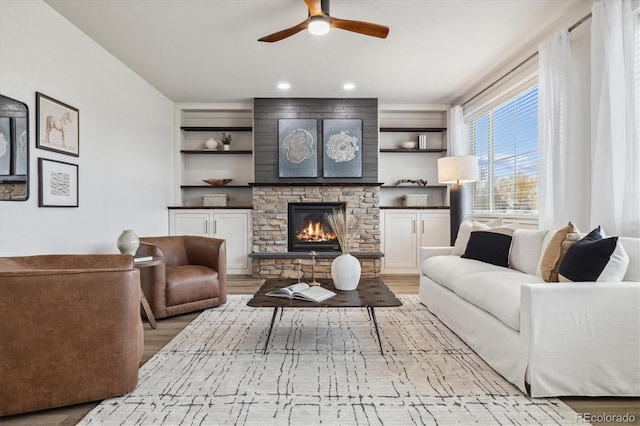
[117, 229, 139, 256]
[203, 178, 232, 186]
[325, 210, 363, 291]
[438, 155, 479, 245]
[399, 141, 416, 149]
[308, 251, 321, 286]
[221, 133, 232, 151]
[204, 138, 218, 150]
[395, 178, 428, 186]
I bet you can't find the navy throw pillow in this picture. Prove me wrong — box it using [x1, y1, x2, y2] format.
[461, 231, 513, 267]
[558, 226, 629, 282]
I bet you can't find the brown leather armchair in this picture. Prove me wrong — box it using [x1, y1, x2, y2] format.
[136, 236, 227, 319]
[0, 254, 143, 417]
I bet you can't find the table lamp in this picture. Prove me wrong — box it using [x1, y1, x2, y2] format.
[438, 156, 478, 245]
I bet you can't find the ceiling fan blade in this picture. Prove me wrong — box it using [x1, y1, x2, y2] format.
[305, 0, 323, 16]
[258, 20, 309, 42]
[330, 18, 389, 39]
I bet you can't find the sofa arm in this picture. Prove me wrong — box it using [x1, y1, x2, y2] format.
[420, 246, 453, 264]
[520, 282, 640, 397]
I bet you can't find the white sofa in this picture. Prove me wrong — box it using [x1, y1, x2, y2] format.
[419, 229, 640, 397]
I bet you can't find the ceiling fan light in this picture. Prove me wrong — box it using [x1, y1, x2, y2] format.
[308, 16, 330, 36]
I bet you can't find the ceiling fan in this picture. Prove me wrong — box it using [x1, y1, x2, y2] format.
[258, 0, 389, 43]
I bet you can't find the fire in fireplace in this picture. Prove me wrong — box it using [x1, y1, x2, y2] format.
[288, 202, 345, 252]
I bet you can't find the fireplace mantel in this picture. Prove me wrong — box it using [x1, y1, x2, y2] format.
[249, 182, 383, 187]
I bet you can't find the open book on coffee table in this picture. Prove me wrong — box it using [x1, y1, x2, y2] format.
[266, 282, 336, 302]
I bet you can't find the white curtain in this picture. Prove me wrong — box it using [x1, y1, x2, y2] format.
[590, 0, 639, 236]
[538, 30, 590, 229]
[449, 105, 465, 156]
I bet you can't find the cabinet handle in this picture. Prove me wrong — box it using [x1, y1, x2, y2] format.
[412, 219, 416, 234]
[421, 220, 425, 234]
[205, 220, 208, 235]
[214, 220, 217, 235]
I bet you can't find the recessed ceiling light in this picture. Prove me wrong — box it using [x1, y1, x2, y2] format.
[343, 83, 356, 90]
[278, 82, 291, 90]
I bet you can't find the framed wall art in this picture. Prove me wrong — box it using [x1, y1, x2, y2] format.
[38, 158, 78, 207]
[0, 94, 29, 201]
[323, 118, 362, 178]
[278, 118, 317, 178]
[36, 92, 79, 157]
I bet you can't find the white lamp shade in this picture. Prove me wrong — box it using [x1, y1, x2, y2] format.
[438, 156, 479, 184]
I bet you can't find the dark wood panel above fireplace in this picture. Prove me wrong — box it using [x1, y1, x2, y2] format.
[253, 98, 378, 185]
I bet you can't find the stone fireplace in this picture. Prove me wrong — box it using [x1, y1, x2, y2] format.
[251, 185, 381, 279]
[250, 98, 381, 279]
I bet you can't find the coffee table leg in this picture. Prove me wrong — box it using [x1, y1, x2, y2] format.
[263, 307, 279, 354]
[368, 307, 384, 355]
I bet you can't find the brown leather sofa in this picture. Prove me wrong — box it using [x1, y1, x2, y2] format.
[136, 236, 227, 319]
[0, 254, 143, 417]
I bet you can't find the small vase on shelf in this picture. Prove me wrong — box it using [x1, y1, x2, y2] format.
[204, 138, 218, 150]
[223, 144, 230, 151]
[117, 229, 140, 256]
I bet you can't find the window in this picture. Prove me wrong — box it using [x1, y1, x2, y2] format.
[466, 86, 539, 215]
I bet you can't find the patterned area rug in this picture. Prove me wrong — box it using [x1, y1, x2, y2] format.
[80, 295, 580, 425]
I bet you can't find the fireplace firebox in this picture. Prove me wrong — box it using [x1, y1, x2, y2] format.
[287, 202, 345, 252]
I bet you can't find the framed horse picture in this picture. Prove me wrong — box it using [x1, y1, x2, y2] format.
[36, 92, 79, 157]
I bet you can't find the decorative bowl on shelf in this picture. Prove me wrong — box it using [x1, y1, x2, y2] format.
[202, 178, 233, 187]
[399, 141, 417, 149]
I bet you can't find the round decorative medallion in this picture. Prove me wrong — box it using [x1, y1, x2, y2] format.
[325, 131, 359, 163]
[282, 128, 314, 164]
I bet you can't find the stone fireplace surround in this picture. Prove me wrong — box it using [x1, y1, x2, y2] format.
[251, 184, 382, 279]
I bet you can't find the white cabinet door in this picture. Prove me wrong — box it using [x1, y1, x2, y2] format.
[420, 212, 450, 247]
[213, 212, 251, 272]
[383, 211, 418, 271]
[171, 211, 211, 236]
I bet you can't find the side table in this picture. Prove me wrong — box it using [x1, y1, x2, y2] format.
[133, 257, 162, 329]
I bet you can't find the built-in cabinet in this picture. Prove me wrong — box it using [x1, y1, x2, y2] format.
[169, 208, 252, 274]
[378, 106, 449, 208]
[381, 209, 450, 273]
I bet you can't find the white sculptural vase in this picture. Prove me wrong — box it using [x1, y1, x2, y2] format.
[117, 229, 140, 256]
[331, 253, 361, 291]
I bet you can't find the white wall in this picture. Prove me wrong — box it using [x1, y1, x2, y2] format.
[0, 0, 175, 255]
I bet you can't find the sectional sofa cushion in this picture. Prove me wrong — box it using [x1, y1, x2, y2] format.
[422, 255, 509, 291]
[559, 226, 629, 282]
[452, 218, 505, 256]
[452, 271, 545, 331]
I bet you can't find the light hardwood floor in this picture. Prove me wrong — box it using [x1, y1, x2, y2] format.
[2, 275, 638, 425]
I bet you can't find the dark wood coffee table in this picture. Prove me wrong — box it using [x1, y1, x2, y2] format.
[247, 277, 402, 354]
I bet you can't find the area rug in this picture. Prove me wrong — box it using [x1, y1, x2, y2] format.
[79, 295, 580, 425]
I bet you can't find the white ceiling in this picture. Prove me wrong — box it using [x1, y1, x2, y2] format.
[45, 0, 588, 105]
